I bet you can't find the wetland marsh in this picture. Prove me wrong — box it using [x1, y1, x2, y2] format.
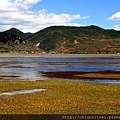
[0, 54, 120, 114]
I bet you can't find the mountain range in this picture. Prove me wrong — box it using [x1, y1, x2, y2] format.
[0, 25, 120, 54]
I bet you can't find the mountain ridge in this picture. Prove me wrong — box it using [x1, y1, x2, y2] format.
[4, 28, 32, 40]
[26, 25, 120, 54]
[0, 25, 120, 54]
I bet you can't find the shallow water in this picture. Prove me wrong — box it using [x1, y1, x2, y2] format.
[78, 79, 120, 84]
[0, 55, 120, 84]
[0, 89, 46, 96]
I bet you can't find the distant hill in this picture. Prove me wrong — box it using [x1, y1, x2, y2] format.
[0, 28, 41, 53]
[0, 25, 120, 54]
[26, 25, 120, 54]
[5, 28, 32, 40]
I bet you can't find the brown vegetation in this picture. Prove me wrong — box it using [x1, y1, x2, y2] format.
[42, 71, 120, 80]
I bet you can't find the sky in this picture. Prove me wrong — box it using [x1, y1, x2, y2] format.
[0, 0, 120, 33]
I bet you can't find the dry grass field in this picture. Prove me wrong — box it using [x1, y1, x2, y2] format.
[0, 80, 120, 114]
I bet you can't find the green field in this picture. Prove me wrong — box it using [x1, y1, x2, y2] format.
[0, 80, 120, 114]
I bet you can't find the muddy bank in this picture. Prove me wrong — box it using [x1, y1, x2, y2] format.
[42, 71, 120, 80]
[0, 53, 120, 58]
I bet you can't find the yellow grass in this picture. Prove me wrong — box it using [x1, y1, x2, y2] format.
[0, 80, 120, 114]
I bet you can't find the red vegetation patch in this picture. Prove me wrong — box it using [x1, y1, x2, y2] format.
[42, 71, 120, 80]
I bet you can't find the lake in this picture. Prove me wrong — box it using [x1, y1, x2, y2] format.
[0, 54, 120, 84]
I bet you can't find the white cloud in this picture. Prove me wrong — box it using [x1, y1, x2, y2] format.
[108, 12, 120, 20]
[113, 24, 120, 31]
[0, 0, 89, 33]
[0, 0, 41, 11]
[13, 0, 41, 10]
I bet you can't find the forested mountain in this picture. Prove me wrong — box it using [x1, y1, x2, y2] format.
[0, 28, 41, 53]
[26, 25, 120, 54]
[0, 25, 120, 54]
[5, 28, 31, 40]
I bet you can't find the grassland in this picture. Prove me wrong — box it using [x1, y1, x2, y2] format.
[0, 80, 120, 114]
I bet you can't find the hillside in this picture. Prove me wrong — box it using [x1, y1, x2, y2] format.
[26, 25, 120, 54]
[0, 28, 42, 53]
[5, 28, 31, 40]
[0, 25, 120, 54]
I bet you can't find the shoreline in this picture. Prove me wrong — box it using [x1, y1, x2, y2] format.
[0, 53, 120, 57]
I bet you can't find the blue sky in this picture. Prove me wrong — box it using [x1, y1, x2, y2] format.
[0, 0, 120, 32]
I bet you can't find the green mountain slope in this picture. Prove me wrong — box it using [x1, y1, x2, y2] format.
[5, 28, 32, 40]
[0, 28, 41, 53]
[26, 25, 120, 54]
